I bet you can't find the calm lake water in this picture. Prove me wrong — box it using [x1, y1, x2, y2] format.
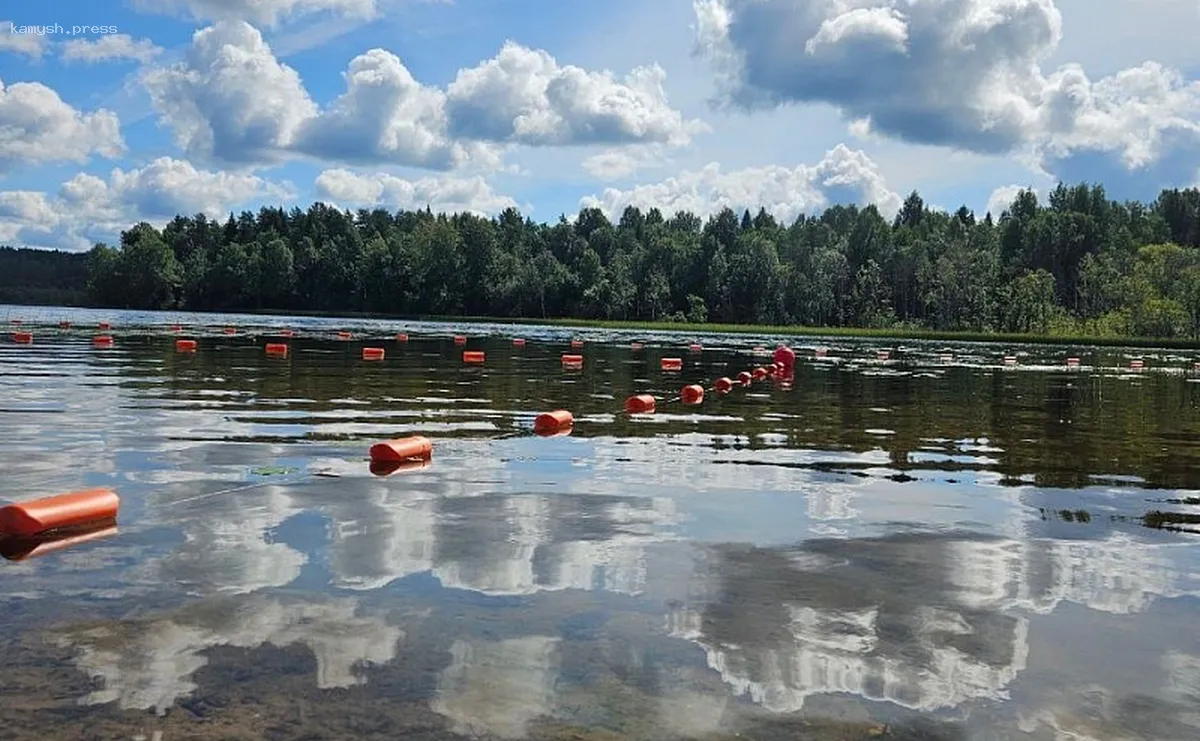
[3, 305, 1200, 741]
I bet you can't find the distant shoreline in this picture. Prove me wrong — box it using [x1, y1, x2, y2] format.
[5, 303, 1199, 350]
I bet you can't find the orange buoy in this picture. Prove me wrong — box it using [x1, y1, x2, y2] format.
[98, 321, 111, 330]
[752, 367, 767, 380]
[224, 327, 237, 335]
[714, 377, 733, 393]
[512, 338, 526, 347]
[764, 364, 777, 378]
[562, 353, 583, 368]
[534, 409, 574, 434]
[681, 385, 704, 404]
[0, 522, 118, 562]
[689, 344, 702, 353]
[370, 459, 430, 477]
[337, 331, 353, 340]
[369, 435, 432, 462]
[280, 329, 295, 338]
[12, 331, 32, 344]
[59, 321, 71, 329]
[631, 342, 643, 351]
[176, 338, 197, 352]
[92, 335, 114, 347]
[396, 333, 409, 342]
[265, 343, 289, 356]
[661, 357, 683, 371]
[463, 350, 485, 364]
[737, 370, 752, 385]
[362, 347, 385, 361]
[624, 394, 656, 413]
[453, 335, 467, 345]
[0, 488, 120, 537]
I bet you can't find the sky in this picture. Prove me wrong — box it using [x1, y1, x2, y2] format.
[1, 0, 1199, 252]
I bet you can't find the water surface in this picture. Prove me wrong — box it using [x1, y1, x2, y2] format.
[3, 307, 1200, 741]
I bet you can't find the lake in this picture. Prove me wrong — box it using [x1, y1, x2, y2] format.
[3, 305, 1200, 741]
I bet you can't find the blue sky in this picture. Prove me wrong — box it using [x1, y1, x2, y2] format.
[1, 0, 1199, 250]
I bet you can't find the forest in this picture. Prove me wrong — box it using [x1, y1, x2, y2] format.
[4, 183, 1200, 338]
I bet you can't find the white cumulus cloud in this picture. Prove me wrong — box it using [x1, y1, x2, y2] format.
[314, 169, 517, 215]
[0, 78, 124, 172]
[60, 34, 163, 64]
[0, 157, 292, 250]
[131, 0, 378, 27]
[580, 144, 901, 223]
[0, 20, 47, 58]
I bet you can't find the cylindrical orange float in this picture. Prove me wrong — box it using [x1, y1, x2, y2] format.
[363, 347, 385, 361]
[624, 394, 656, 413]
[737, 370, 752, 385]
[661, 357, 683, 371]
[534, 410, 574, 434]
[396, 333, 409, 342]
[681, 385, 704, 404]
[280, 329, 295, 338]
[370, 459, 430, 477]
[369, 435, 432, 462]
[513, 338, 526, 347]
[463, 350, 485, 364]
[176, 339, 197, 352]
[689, 344, 702, 353]
[453, 335, 467, 345]
[265, 343, 289, 356]
[0, 488, 120, 537]
[752, 367, 767, 380]
[337, 331, 353, 340]
[562, 353, 583, 368]
[0, 523, 117, 562]
[92, 335, 114, 347]
[12, 331, 32, 343]
[714, 377, 733, 393]
[570, 339, 584, 349]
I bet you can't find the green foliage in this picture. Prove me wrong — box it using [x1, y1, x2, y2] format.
[0, 247, 88, 306]
[7, 182, 1200, 339]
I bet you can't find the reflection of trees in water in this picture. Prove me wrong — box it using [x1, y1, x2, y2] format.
[51, 593, 404, 716]
[669, 531, 1200, 716]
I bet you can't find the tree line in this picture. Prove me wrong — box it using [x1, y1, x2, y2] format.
[5, 183, 1200, 338]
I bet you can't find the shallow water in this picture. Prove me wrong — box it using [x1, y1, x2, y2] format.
[3, 306, 1200, 741]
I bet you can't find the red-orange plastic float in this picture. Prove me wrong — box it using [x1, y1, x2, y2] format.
[752, 367, 767, 380]
[661, 357, 683, 371]
[396, 333, 409, 342]
[98, 321, 111, 330]
[534, 410, 574, 436]
[689, 343, 702, 353]
[714, 377, 733, 393]
[12, 331, 32, 344]
[454, 335, 467, 345]
[369, 435, 432, 463]
[624, 394, 656, 413]
[681, 385, 704, 404]
[773, 345, 795, 371]
[363, 347, 386, 361]
[176, 339, 197, 353]
[370, 459, 430, 477]
[265, 343, 288, 356]
[172, 324, 183, 333]
[224, 327, 237, 335]
[0, 522, 117, 562]
[92, 335, 114, 347]
[738, 370, 753, 385]
[512, 338, 526, 347]
[562, 353, 583, 368]
[337, 331, 353, 340]
[0, 488, 120, 538]
[463, 350, 485, 364]
[280, 329, 295, 338]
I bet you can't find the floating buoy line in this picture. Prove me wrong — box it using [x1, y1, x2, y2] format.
[3, 322, 1199, 559]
